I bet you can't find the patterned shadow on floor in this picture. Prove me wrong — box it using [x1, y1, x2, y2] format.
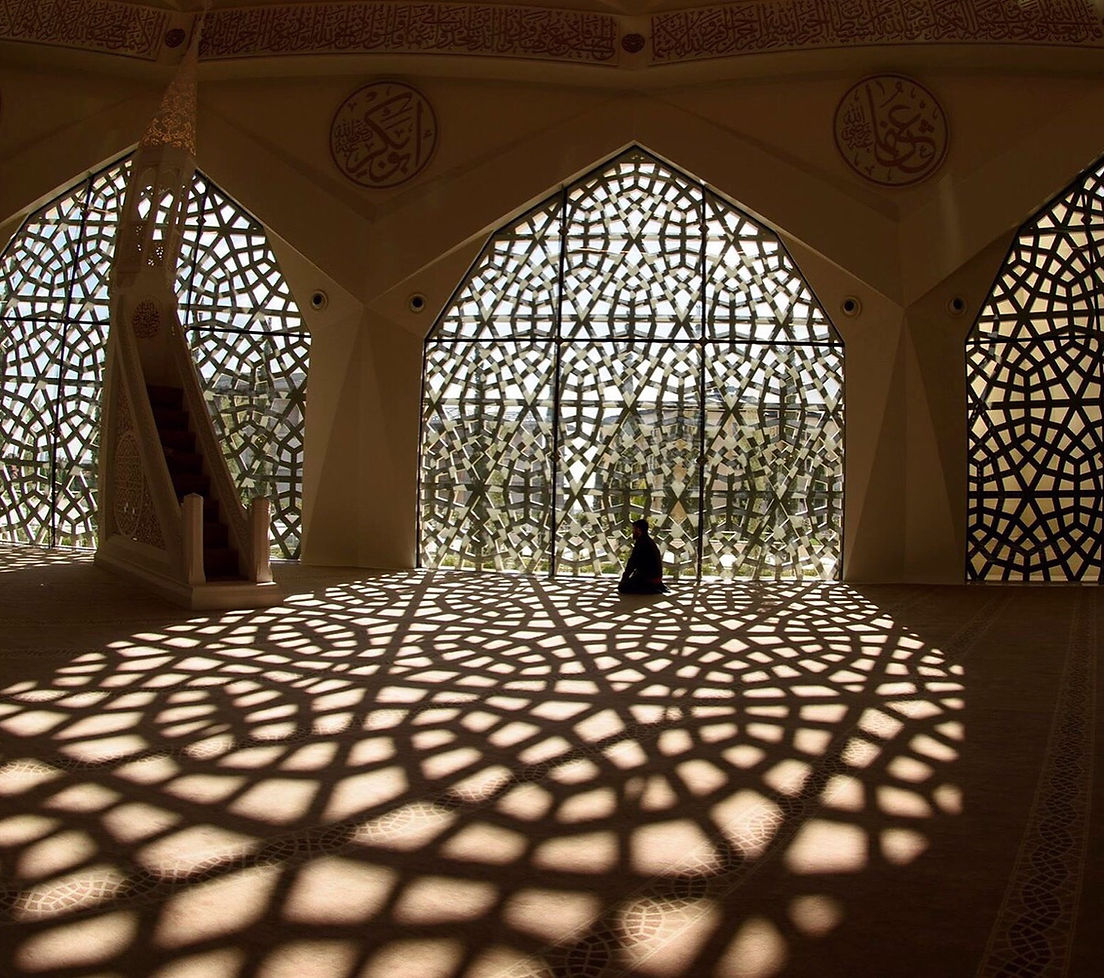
[0, 547, 1092, 978]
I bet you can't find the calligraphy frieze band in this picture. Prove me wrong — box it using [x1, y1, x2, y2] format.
[331, 81, 439, 188]
[6, 0, 1104, 64]
[652, 0, 1104, 62]
[201, 2, 618, 64]
[835, 74, 948, 186]
[0, 0, 168, 60]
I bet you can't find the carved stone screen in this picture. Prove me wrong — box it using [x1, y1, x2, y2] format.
[967, 156, 1104, 582]
[421, 148, 844, 580]
[0, 159, 309, 558]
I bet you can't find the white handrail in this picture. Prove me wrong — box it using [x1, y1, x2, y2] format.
[181, 493, 206, 585]
[167, 326, 253, 575]
[250, 497, 273, 583]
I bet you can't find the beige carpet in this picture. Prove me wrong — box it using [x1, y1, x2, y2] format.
[0, 545, 1099, 978]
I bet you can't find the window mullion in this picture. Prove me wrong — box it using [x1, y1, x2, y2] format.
[550, 187, 567, 577]
[696, 183, 707, 581]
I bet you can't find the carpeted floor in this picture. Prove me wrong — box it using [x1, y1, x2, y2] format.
[0, 545, 1099, 978]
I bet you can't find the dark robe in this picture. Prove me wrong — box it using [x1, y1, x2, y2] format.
[619, 532, 666, 594]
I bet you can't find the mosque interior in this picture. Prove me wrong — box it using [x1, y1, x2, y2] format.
[1, 1, 1102, 975]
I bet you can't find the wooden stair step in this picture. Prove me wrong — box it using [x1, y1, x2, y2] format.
[147, 384, 184, 408]
[164, 449, 204, 474]
[152, 407, 188, 430]
[204, 522, 229, 548]
[146, 385, 244, 583]
[171, 471, 210, 497]
[159, 428, 195, 452]
[203, 546, 240, 578]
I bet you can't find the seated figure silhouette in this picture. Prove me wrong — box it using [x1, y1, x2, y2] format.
[618, 518, 668, 594]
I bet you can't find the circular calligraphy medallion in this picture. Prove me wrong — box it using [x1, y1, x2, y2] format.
[330, 81, 439, 189]
[621, 33, 646, 54]
[834, 74, 948, 187]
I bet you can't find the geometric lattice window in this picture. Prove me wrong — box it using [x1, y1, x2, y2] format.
[421, 147, 844, 580]
[177, 171, 309, 560]
[0, 157, 309, 558]
[966, 155, 1104, 582]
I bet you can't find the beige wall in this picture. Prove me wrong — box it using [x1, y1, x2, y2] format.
[2, 44, 1102, 580]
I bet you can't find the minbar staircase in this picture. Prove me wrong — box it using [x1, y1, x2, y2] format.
[96, 373, 280, 609]
[147, 383, 243, 581]
[98, 39, 280, 611]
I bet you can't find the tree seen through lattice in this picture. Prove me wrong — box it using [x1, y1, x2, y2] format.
[421, 342, 554, 572]
[422, 147, 844, 579]
[703, 344, 843, 579]
[558, 341, 701, 577]
[0, 176, 117, 548]
[967, 153, 1104, 581]
[0, 157, 309, 557]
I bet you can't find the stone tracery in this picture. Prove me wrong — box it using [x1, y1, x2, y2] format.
[967, 154, 1104, 582]
[421, 148, 844, 581]
[0, 159, 309, 559]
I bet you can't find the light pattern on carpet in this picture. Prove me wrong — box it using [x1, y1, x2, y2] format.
[0, 547, 1097, 978]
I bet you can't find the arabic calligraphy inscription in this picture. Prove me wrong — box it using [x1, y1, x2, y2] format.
[834, 74, 948, 187]
[0, 0, 168, 60]
[331, 81, 439, 189]
[652, 0, 1104, 63]
[131, 299, 160, 338]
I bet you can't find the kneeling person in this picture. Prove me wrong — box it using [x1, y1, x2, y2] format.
[619, 518, 667, 594]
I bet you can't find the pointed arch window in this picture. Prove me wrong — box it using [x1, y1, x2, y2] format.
[0, 157, 309, 558]
[420, 148, 844, 580]
[967, 156, 1104, 581]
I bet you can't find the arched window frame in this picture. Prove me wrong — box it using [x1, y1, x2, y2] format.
[419, 147, 845, 581]
[966, 154, 1104, 582]
[0, 154, 310, 558]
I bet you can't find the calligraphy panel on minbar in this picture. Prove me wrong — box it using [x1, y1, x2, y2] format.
[651, 0, 1104, 62]
[331, 82, 438, 189]
[834, 74, 948, 187]
[0, 0, 168, 59]
[202, 2, 618, 64]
